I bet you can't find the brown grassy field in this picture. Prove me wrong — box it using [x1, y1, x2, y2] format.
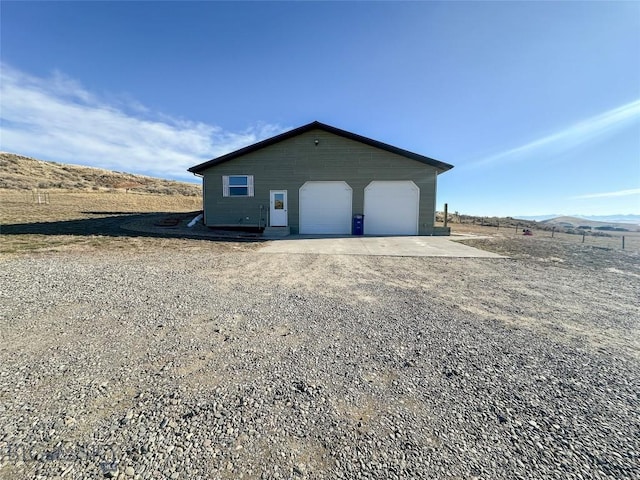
[0, 190, 201, 224]
[0, 152, 212, 254]
[0, 189, 209, 255]
[444, 221, 640, 253]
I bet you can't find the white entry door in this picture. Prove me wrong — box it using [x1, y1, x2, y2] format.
[270, 190, 288, 226]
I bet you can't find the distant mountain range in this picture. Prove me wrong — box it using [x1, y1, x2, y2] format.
[516, 214, 640, 225]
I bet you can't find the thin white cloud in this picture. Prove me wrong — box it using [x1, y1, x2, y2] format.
[470, 99, 640, 168]
[0, 64, 286, 181]
[571, 188, 640, 199]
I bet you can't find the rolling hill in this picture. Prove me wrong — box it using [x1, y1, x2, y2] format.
[0, 152, 201, 196]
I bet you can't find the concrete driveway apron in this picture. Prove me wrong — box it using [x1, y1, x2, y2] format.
[258, 235, 504, 257]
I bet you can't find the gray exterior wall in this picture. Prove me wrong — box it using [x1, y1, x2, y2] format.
[199, 128, 441, 235]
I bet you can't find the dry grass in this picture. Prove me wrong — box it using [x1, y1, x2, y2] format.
[0, 190, 202, 224]
[446, 221, 640, 253]
[0, 153, 209, 256]
[0, 152, 201, 196]
[0, 190, 209, 255]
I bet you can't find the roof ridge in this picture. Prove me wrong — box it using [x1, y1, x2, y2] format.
[188, 122, 453, 174]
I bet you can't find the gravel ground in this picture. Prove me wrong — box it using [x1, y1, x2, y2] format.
[1, 240, 638, 479]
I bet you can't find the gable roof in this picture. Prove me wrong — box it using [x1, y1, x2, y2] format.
[188, 121, 454, 174]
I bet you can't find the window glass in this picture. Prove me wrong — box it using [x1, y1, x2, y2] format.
[229, 187, 249, 196]
[229, 176, 248, 186]
[274, 193, 284, 209]
[223, 175, 253, 197]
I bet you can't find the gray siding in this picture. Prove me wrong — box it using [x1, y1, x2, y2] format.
[200, 129, 441, 235]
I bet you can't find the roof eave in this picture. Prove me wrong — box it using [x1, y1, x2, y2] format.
[188, 121, 454, 174]
[188, 121, 321, 174]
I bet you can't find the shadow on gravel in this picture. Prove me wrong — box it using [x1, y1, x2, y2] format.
[0, 212, 265, 243]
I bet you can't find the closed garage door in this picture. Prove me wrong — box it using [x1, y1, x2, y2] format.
[299, 181, 352, 234]
[364, 181, 419, 235]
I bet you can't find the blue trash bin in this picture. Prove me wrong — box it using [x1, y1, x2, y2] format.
[352, 214, 364, 235]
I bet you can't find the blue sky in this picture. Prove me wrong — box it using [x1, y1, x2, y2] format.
[1, 1, 638, 217]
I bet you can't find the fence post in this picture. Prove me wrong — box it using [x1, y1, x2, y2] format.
[582, 232, 585, 243]
[551, 227, 555, 238]
[443, 203, 448, 228]
[515, 224, 518, 234]
[622, 236, 625, 250]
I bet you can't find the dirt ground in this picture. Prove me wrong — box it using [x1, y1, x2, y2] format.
[1, 212, 638, 366]
[1, 199, 639, 479]
[449, 221, 640, 253]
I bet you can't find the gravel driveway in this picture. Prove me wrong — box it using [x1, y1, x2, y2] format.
[1, 241, 638, 479]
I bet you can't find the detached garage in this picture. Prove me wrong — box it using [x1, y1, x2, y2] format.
[188, 121, 453, 236]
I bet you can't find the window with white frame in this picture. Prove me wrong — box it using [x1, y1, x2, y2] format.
[222, 175, 254, 197]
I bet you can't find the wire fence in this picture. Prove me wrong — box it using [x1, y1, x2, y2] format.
[448, 222, 640, 253]
[533, 228, 638, 252]
[26, 189, 51, 205]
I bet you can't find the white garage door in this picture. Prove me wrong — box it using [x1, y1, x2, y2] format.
[299, 181, 352, 234]
[364, 181, 419, 235]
